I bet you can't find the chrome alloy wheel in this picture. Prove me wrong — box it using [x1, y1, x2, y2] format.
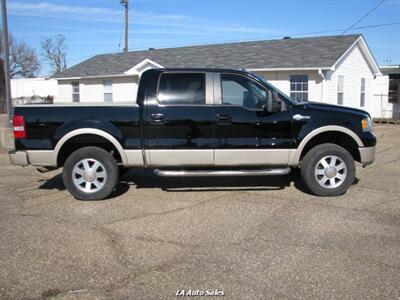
[314, 155, 347, 189]
[72, 158, 107, 193]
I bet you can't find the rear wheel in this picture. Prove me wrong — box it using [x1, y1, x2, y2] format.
[62, 146, 119, 200]
[301, 143, 355, 197]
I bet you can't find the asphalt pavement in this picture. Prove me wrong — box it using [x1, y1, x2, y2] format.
[0, 125, 399, 299]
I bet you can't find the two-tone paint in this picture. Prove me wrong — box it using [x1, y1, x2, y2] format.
[9, 68, 376, 168]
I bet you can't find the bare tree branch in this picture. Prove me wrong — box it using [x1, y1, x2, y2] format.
[41, 34, 68, 74]
[0, 32, 40, 78]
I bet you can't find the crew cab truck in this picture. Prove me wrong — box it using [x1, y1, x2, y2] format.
[9, 68, 376, 200]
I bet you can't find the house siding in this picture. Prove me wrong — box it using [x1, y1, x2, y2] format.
[57, 81, 73, 102]
[255, 70, 323, 102]
[55, 76, 138, 103]
[325, 44, 374, 113]
[113, 77, 139, 102]
[11, 78, 58, 99]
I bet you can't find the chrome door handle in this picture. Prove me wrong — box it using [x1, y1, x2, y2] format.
[292, 114, 310, 121]
[216, 114, 231, 121]
[151, 113, 165, 124]
[216, 114, 232, 124]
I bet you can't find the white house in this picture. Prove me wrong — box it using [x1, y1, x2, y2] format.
[11, 77, 58, 99]
[52, 34, 382, 117]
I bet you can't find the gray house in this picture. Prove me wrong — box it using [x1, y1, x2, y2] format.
[53, 34, 381, 116]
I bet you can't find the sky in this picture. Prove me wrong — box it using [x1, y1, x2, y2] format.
[4, 0, 400, 76]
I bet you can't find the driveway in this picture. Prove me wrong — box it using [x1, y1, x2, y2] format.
[0, 125, 399, 299]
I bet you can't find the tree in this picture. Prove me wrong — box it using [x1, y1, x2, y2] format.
[0, 32, 40, 78]
[41, 34, 67, 74]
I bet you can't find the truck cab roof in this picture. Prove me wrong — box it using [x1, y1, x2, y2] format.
[147, 68, 250, 74]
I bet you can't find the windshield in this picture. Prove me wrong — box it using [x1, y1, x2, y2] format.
[248, 72, 306, 104]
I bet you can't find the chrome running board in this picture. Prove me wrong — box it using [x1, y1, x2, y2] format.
[154, 167, 291, 177]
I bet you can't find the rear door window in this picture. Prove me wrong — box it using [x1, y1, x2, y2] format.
[158, 73, 206, 105]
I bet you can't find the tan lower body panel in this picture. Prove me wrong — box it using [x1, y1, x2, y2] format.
[9, 151, 29, 166]
[24, 150, 143, 168]
[145, 149, 214, 166]
[214, 149, 291, 166]
[22, 148, 298, 168]
[27, 150, 56, 166]
[124, 150, 144, 166]
[145, 149, 292, 167]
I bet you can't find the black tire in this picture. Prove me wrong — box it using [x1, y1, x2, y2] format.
[301, 143, 355, 197]
[62, 146, 119, 200]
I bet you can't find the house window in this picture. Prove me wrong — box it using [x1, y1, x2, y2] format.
[103, 80, 113, 102]
[360, 78, 366, 107]
[290, 75, 308, 101]
[337, 76, 344, 105]
[72, 82, 80, 102]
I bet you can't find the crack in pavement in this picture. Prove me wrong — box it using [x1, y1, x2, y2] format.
[104, 192, 237, 226]
[134, 234, 198, 249]
[93, 225, 134, 270]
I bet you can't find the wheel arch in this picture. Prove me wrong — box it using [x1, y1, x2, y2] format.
[54, 128, 127, 166]
[292, 126, 363, 165]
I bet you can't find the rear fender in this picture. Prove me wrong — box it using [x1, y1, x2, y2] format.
[53, 120, 127, 165]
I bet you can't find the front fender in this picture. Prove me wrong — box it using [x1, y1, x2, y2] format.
[289, 125, 364, 166]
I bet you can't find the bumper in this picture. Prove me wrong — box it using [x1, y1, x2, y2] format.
[359, 146, 376, 167]
[9, 150, 56, 167]
[9, 150, 29, 166]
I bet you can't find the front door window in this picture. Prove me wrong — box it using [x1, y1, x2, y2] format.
[221, 74, 267, 109]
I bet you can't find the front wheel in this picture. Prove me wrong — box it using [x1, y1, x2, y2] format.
[301, 143, 355, 197]
[62, 146, 119, 200]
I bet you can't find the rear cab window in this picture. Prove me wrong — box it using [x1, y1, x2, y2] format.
[157, 73, 206, 105]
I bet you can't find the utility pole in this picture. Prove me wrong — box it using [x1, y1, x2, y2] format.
[120, 0, 129, 52]
[1, 0, 12, 127]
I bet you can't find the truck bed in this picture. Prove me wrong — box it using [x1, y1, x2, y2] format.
[13, 103, 141, 151]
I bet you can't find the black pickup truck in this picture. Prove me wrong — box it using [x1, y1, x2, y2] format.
[9, 68, 376, 200]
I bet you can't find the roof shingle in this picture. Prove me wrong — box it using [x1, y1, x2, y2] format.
[53, 34, 361, 78]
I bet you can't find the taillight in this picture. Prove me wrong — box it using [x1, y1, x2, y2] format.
[12, 115, 26, 139]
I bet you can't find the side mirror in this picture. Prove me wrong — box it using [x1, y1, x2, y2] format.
[271, 99, 282, 112]
[262, 99, 281, 113]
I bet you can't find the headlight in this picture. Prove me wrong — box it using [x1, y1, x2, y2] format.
[361, 117, 373, 132]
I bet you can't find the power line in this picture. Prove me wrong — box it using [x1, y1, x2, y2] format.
[280, 21, 400, 39]
[65, 21, 400, 62]
[342, 0, 386, 34]
[354, 21, 400, 30]
[117, 13, 125, 52]
[126, 21, 400, 51]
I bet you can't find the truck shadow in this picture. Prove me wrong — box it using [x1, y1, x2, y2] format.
[38, 168, 317, 197]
